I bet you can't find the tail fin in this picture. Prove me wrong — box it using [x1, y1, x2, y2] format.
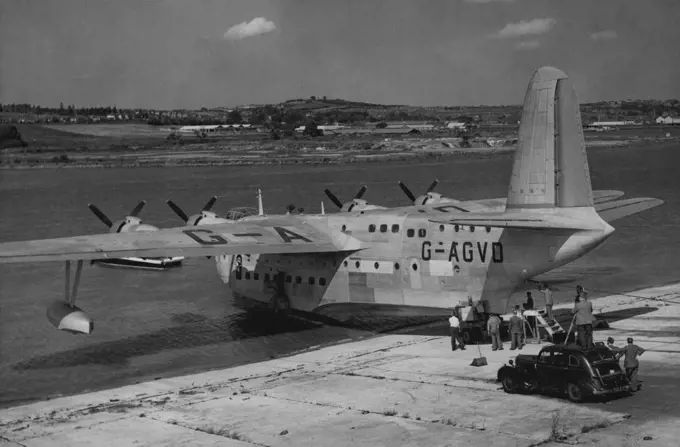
[506, 66, 593, 210]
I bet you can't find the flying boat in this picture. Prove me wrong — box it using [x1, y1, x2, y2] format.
[0, 67, 664, 335]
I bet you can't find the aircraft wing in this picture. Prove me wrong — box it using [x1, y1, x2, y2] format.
[595, 197, 664, 223]
[0, 217, 363, 264]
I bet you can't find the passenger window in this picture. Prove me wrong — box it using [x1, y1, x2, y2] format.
[407, 229, 415, 238]
[569, 355, 580, 367]
[295, 276, 302, 284]
[551, 351, 567, 366]
[264, 273, 270, 282]
[319, 278, 327, 286]
[254, 273, 259, 281]
[245, 271, 251, 280]
[418, 229, 426, 238]
[439, 225, 445, 232]
[308, 277, 315, 285]
[380, 224, 387, 233]
[392, 224, 400, 233]
[285, 275, 292, 283]
[369, 224, 376, 233]
[538, 351, 551, 364]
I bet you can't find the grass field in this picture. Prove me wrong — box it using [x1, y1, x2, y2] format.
[2, 122, 678, 169]
[43, 123, 167, 138]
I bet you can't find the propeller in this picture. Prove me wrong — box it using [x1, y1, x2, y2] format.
[88, 201, 153, 233]
[166, 196, 223, 226]
[324, 185, 367, 209]
[398, 179, 439, 204]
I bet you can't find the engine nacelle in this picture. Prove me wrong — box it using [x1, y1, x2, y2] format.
[46, 301, 94, 334]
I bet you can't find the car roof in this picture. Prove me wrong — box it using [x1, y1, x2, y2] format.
[544, 343, 610, 354]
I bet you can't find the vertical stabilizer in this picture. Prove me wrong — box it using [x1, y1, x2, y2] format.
[506, 66, 593, 210]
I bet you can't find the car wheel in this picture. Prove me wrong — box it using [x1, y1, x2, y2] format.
[501, 375, 519, 394]
[566, 382, 584, 403]
[522, 378, 539, 394]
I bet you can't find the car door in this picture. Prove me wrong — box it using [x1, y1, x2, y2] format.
[536, 349, 557, 390]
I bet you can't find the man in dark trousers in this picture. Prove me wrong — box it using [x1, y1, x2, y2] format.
[509, 310, 524, 350]
[487, 313, 503, 351]
[611, 337, 646, 392]
[449, 309, 465, 351]
[572, 292, 595, 349]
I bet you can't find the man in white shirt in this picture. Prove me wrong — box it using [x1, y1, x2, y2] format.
[449, 310, 466, 351]
[539, 283, 554, 321]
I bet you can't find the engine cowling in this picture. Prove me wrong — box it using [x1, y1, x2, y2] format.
[46, 301, 94, 334]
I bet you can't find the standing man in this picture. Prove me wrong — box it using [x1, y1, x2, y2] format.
[540, 283, 554, 322]
[487, 314, 503, 351]
[615, 338, 646, 392]
[509, 310, 523, 350]
[572, 291, 595, 349]
[449, 309, 466, 351]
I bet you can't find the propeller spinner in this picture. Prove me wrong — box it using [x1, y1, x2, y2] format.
[324, 185, 369, 212]
[88, 200, 157, 233]
[398, 179, 447, 206]
[166, 196, 230, 226]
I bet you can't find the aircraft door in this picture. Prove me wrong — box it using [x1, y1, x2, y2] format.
[408, 257, 422, 290]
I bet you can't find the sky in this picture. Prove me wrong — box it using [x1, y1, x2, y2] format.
[1, 0, 679, 109]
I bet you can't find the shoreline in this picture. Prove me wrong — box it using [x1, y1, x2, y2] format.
[0, 279, 669, 410]
[2, 282, 680, 446]
[2, 137, 673, 170]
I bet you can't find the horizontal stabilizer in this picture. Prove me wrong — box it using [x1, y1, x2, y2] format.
[593, 190, 624, 204]
[430, 212, 602, 231]
[595, 197, 664, 223]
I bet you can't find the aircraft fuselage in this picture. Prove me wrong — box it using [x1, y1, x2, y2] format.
[219, 209, 612, 318]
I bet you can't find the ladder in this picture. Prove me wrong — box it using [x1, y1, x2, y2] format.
[523, 310, 566, 341]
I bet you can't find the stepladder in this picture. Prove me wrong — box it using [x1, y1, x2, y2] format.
[523, 309, 566, 342]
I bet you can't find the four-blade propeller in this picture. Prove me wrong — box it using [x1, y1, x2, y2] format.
[398, 179, 439, 204]
[166, 196, 219, 226]
[324, 185, 367, 209]
[88, 201, 152, 233]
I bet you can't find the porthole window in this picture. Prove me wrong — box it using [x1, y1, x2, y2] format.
[369, 224, 376, 233]
[374, 262, 380, 269]
[295, 276, 302, 284]
[355, 261, 360, 268]
[380, 224, 387, 233]
[412, 263, 418, 271]
[486, 226, 491, 233]
[308, 277, 315, 285]
[394, 263, 400, 270]
[407, 229, 415, 238]
[439, 225, 445, 232]
[343, 260, 348, 267]
[418, 229, 426, 238]
[319, 278, 327, 286]
[392, 224, 400, 233]
[470, 226, 475, 233]
[342, 224, 347, 232]
[454, 224, 460, 232]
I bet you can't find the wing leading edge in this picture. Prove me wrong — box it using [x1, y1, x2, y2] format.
[0, 217, 364, 264]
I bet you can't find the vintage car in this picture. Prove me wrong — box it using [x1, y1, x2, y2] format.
[497, 343, 630, 402]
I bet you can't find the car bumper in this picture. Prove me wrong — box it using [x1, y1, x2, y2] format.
[592, 386, 630, 395]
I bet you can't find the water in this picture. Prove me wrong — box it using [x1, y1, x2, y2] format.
[1, 142, 680, 407]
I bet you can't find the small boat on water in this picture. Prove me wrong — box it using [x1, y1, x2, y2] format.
[91, 256, 184, 270]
